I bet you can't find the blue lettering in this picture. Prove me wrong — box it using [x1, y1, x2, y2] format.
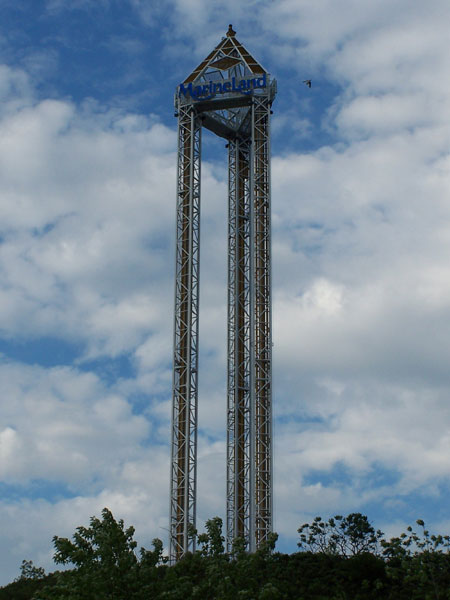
[179, 82, 193, 97]
[241, 79, 254, 95]
[256, 74, 266, 88]
[179, 73, 268, 100]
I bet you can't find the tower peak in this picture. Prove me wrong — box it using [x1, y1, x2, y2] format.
[226, 24, 236, 37]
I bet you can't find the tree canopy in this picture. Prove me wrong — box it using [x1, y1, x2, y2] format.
[2, 509, 450, 600]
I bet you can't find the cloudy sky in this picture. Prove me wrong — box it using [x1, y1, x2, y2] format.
[1, 0, 450, 584]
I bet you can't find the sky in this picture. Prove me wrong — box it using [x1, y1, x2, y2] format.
[1, 0, 450, 585]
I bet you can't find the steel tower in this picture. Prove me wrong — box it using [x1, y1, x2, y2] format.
[170, 25, 276, 561]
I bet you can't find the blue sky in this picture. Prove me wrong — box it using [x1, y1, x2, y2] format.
[1, 0, 450, 585]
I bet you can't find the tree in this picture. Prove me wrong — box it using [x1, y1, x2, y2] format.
[298, 513, 384, 557]
[39, 507, 150, 599]
[16, 560, 46, 581]
[10, 508, 450, 599]
[381, 519, 450, 600]
[0, 561, 53, 600]
[197, 517, 225, 557]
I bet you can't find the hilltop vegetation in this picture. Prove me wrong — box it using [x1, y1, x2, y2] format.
[2, 508, 450, 599]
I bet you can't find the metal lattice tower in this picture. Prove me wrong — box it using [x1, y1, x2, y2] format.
[170, 25, 276, 561]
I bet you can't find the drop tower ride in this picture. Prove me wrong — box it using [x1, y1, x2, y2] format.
[170, 25, 276, 561]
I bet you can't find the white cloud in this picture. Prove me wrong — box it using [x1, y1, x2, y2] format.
[0, 357, 170, 580]
[260, 0, 450, 544]
[0, 482, 169, 584]
[2, 0, 450, 585]
[0, 72, 177, 362]
[0, 361, 151, 483]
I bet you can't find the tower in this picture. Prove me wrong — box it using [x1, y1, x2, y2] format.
[170, 25, 276, 561]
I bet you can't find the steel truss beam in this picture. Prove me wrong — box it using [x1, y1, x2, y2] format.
[227, 96, 272, 552]
[227, 138, 252, 547]
[170, 104, 201, 562]
[251, 95, 273, 550]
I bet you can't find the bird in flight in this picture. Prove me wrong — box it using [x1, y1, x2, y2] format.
[303, 79, 312, 88]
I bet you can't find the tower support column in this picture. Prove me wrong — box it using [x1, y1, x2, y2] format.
[227, 138, 252, 548]
[227, 97, 273, 552]
[170, 104, 201, 562]
[251, 96, 273, 549]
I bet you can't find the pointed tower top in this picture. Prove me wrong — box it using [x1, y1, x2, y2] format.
[181, 27, 268, 84]
[175, 25, 276, 137]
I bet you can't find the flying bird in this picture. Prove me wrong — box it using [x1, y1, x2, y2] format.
[303, 79, 312, 88]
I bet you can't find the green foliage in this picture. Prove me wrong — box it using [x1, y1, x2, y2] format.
[37, 507, 165, 600]
[140, 537, 167, 569]
[0, 560, 49, 600]
[381, 519, 450, 599]
[298, 513, 384, 557]
[0, 570, 56, 600]
[197, 516, 225, 557]
[16, 560, 46, 582]
[4, 510, 450, 600]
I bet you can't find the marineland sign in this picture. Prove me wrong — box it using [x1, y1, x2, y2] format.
[178, 73, 267, 101]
